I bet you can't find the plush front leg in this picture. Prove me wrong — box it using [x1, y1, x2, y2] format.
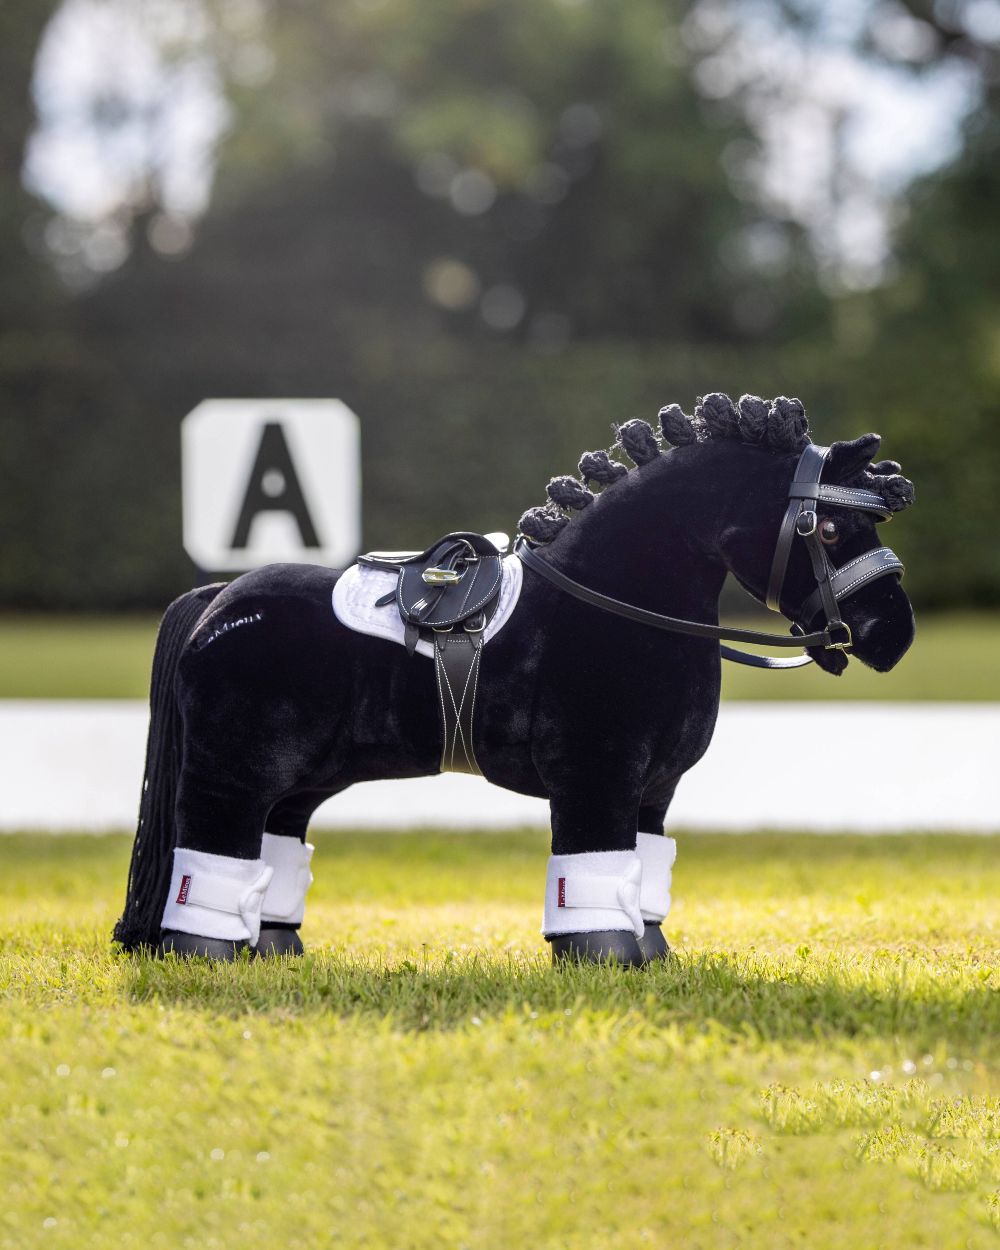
[635, 833, 676, 963]
[543, 851, 647, 966]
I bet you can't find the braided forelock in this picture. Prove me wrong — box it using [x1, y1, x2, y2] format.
[864, 469, 916, 511]
[615, 418, 662, 466]
[840, 460, 916, 513]
[658, 403, 698, 446]
[696, 392, 741, 440]
[522, 391, 873, 543]
[766, 396, 810, 452]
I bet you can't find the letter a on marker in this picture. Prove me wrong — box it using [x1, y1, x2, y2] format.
[231, 421, 321, 548]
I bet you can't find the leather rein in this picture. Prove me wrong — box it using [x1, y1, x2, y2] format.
[516, 443, 904, 670]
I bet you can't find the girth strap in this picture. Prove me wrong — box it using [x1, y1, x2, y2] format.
[359, 531, 507, 770]
[434, 631, 484, 775]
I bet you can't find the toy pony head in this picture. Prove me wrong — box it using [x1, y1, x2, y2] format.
[684, 393, 915, 675]
[520, 391, 916, 675]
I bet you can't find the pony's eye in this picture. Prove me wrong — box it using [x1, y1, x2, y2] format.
[820, 519, 840, 545]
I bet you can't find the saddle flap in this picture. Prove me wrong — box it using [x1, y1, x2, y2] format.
[359, 532, 506, 631]
[398, 536, 503, 629]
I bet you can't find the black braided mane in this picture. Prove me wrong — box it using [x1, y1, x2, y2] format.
[518, 393, 915, 543]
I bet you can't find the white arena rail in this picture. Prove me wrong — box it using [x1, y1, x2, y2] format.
[0, 700, 996, 834]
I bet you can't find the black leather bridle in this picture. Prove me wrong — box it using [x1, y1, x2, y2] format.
[517, 443, 905, 670]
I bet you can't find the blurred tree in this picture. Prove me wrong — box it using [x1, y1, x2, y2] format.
[862, 0, 1000, 604]
[0, 0, 95, 602]
[0, 0, 62, 330]
[799, 0, 1000, 605]
[187, 0, 823, 345]
[1, 0, 998, 608]
[637, 0, 1000, 606]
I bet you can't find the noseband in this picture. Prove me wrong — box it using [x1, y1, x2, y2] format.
[517, 443, 905, 670]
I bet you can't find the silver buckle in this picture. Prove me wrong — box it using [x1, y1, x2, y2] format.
[795, 509, 818, 537]
[824, 622, 853, 652]
[422, 567, 464, 586]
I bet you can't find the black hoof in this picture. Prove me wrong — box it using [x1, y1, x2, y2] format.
[637, 922, 672, 963]
[549, 929, 646, 968]
[157, 930, 250, 960]
[255, 926, 304, 957]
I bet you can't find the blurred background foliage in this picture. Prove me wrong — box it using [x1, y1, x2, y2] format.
[1, 0, 999, 609]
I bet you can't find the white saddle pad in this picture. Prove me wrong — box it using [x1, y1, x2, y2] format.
[332, 554, 523, 659]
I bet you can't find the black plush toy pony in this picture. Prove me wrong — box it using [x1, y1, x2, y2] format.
[115, 393, 915, 967]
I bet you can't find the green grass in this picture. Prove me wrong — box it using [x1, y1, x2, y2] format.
[3, 829, 1000, 1248]
[1, 611, 998, 700]
[0, 615, 160, 700]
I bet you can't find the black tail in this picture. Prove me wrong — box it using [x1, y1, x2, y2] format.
[112, 584, 224, 951]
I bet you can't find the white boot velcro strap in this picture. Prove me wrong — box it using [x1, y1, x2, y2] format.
[161, 848, 273, 945]
[636, 833, 676, 924]
[543, 851, 644, 939]
[184, 874, 261, 916]
[260, 833, 315, 925]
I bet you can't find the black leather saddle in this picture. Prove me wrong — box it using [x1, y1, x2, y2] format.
[358, 532, 508, 775]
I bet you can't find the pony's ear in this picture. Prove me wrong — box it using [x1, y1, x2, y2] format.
[826, 434, 881, 482]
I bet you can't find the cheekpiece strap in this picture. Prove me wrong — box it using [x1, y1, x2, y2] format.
[765, 443, 829, 612]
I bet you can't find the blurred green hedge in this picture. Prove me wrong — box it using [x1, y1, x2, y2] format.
[2, 322, 992, 610]
[3, 1, 998, 611]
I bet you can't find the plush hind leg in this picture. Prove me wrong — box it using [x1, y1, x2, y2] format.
[163, 784, 330, 959]
[254, 793, 329, 957]
[161, 736, 311, 958]
[635, 803, 676, 964]
[254, 834, 313, 956]
[160, 829, 315, 961]
[158, 782, 275, 958]
[160, 847, 273, 959]
[115, 573, 350, 958]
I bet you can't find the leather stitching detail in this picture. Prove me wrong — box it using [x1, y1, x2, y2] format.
[434, 644, 450, 772]
[457, 562, 481, 616]
[464, 647, 482, 775]
[449, 644, 473, 770]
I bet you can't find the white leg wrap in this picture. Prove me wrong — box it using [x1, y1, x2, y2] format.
[260, 833, 315, 925]
[543, 851, 644, 939]
[636, 833, 676, 924]
[161, 848, 273, 945]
